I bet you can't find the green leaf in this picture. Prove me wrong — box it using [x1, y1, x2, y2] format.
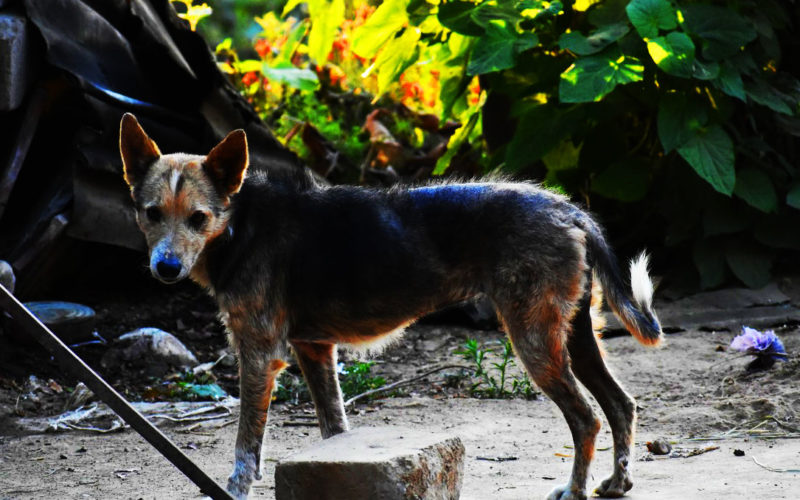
[591, 159, 650, 201]
[467, 24, 537, 75]
[559, 47, 644, 103]
[307, 0, 345, 64]
[261, 62, 319, 91]
[657, 92, 708, 153]
[714, 63, 745, 101]
[433, 109, 481, 175]
[588, 0, 629, 27]
[374, 28, 421, 95]
[754, 215, 800, 250]
[542, 139, 582, 172]
[733, 168, 777, 213]
[726, 243, 772, 289]
[693, 239, 726, 289]
[558, 22, 629, 56]
[505, 105, 584, 171]
[352, 0, 409, 59]
[692, 59, 720, 80]
[625, 0, 677, 39]
[677, 125, 735, 195]
[647, 32, 695, 78]
[276, 20, 309, 65]
[745, 79, 793, 115]
[437, 1, 484, 36]
[681, 5, 757, 60]
[472, 3, 524, 26]
[788, 183, 800, 210]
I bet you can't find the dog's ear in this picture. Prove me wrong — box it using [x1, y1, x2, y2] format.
[120, 113, 161, 188]
[204, 129, 249, 198]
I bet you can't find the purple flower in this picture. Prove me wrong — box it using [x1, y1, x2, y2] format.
[730, 326, 788, 361]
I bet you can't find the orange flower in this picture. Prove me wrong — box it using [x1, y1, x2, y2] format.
[241, 71, 259, 86]
[254, 38, 271, 58]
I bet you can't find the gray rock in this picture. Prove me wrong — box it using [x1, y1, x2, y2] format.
[101, 327, 198, 375]
[0, 260, 14, 293]
[275, 427, 465, 500]
[0, 11, 33, 110]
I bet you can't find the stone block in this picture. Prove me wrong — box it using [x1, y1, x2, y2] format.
[0, 11, 32, 110]
[275, 427, 465, 500]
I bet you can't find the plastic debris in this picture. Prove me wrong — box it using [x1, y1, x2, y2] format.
[730, 326, 788, 370]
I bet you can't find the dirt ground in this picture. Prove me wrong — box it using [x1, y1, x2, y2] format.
[2, 277, 800, 499]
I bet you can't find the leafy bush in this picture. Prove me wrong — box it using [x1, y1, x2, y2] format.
[194, 0, 800, 288]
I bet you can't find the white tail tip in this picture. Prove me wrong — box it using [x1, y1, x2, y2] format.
[630, 252, 654, 309]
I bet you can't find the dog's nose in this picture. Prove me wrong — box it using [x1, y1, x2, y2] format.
[155, 257, 182, 280]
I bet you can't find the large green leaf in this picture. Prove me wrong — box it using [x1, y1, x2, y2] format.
[306, 0, 345, 64]
[677, 125, 735, 195]
[681, 5, 757, 60]
[261, 62, 319, 91]
[437, 1, 484, 36]
[467, 24, 537, 75]
[352, 0, 409, 59]
[788, 183, 800, 210]
[733, 168, 777, 213]
[625, 0, 677, 39]
[505, 105, 584, 171]
[647, 32, 695, 78]
[374, 28, 421, 95]
[559, 47, 644, 103]
[591, 159, 650, 201]
[657, 92, 707, 153]
[726, 243, 772, 289]
[558, 22, 629, 56]
[713, 62, 745, 101]
[745, 79, 794, 115]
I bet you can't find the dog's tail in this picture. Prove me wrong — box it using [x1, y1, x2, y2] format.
[582, 220, 662, 346]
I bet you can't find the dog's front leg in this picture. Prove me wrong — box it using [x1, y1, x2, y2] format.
[227, 350, 287, 499]
[291, 341, 348, 438]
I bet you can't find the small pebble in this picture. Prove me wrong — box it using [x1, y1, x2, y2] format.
[733, 449, 745, 457]
[646, 438, 672, 455]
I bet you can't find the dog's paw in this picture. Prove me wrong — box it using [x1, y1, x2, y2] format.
[594, 473, 633, 498]
[226, 474, 251, 500]
[545, 484, 587, 500]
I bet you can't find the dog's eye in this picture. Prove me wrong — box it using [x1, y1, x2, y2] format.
[189, 211, 207, 230]
[145, 206, 162, 223]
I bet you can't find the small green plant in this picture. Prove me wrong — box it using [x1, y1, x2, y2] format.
[455, 338, 538, 399]
[271, 361, 387, 404]
[338, 361, 387, 400]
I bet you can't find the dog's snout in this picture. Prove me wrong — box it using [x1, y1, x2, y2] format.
[155, 256, 182, 281]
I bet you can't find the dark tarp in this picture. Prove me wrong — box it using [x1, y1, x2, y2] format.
[0, 0, 306, 292]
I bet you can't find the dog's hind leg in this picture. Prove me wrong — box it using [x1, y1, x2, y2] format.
[227, 350, 288, 499]
[291, 341, 349, 438]
[499, 297, 600, 500]
[567, 285, 636, 498]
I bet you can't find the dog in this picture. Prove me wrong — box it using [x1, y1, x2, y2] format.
[119, 113, 662, 500]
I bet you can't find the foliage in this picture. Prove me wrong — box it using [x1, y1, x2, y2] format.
[198, 0, 800, 289]
[455, 339, 538, 399]
[338, 361, 387, 399]
[272, 361, 386, 403]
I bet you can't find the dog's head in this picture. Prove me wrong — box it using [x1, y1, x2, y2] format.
[119, 113, 248, 284]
